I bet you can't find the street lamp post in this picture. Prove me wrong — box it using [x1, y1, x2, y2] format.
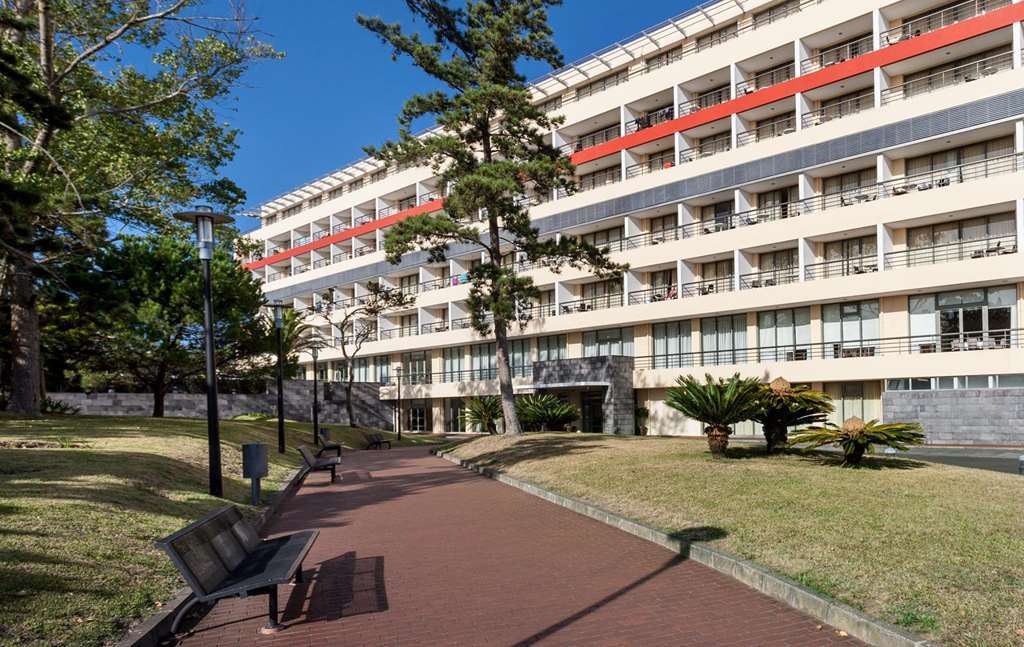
[310, 338, 321, 446]
[174, 205, 234, 498]
[395, 365, 403, 442]
[270, 302, 288, 454]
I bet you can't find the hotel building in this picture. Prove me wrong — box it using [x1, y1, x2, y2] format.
[244, 0, 1024, 443]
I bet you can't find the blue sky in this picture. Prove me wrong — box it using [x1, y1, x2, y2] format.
[222, 1, 701, 232]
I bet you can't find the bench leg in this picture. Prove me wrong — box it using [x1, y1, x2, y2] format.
[294, 562, 304, 584]
[259, 586, 283, 634]
[330, 465, 336, 482]
[170, 595, 200, 635]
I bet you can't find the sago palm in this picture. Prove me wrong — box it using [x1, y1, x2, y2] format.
[788, 416, 925, 466]
[516, 394, 579, 432]
[751, 377, 833, 454]
[665, 373, 763, 457]
[463, 396, 503, 434]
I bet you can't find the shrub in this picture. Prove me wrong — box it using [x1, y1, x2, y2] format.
[751, 377, 833, 454]
[516, 394, 579, 432]
[665, 373, 763, 457]
[463, 396, 503, 434]
[41, 397, 80, 416]
[788, 416, 925, 466]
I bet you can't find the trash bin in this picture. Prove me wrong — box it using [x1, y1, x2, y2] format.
[242, 443, 268, 504]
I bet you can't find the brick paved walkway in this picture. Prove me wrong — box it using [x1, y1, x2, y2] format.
[176, 446, 862, 646]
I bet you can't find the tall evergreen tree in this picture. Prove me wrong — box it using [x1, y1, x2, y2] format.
[358, 0, 626, 434]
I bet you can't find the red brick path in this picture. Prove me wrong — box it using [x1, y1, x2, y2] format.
[176, 446, 862, 646]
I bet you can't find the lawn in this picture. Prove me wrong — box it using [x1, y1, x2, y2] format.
[0, 415, 433, 647]
[448, 434, 1024, 647]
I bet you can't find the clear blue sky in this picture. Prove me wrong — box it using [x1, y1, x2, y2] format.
[222, 1, 701, 232]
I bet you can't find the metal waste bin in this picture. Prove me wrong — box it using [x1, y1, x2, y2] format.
[242, 443, 269, 504]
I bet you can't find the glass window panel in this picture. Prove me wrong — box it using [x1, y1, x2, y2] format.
[887, 378, 909, 391]
[960, 217, 987, 241]
[987, 286, 1016, 307]
[966, 375, 991, 389]
[910, 378, 931, 390]
[998, 374, 1024, 388]
[823, 304, 841, 343]
[937, 376, 956, 389]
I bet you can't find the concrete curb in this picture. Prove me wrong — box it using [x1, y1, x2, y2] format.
[434, 449, 932, 647]
[117, 465, 308, 647]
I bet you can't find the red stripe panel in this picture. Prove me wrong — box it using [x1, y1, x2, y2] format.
[245, 198, 444, 270]
[570, 3, 1024, 165]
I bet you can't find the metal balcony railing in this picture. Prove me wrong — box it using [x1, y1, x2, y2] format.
[880, 0, 1010, 47]
[312, 258, 330, 269]
[418, 276, 450, 292]
[450, 313, 494, 330]
[574, 168, 622, 195]
[682, 199, 808, 237]
[333, 296, 357, 309]
[559, 123, 621, 155]
[628, 285, 678, 305]
[621, 226, 685, 250]
[677, 88, 731, 116]
[267, 246, 283, 255]
[521, 303, 559, 320]
[313, 230, 329, 241]
[800, 34, 873, 74]
[397, 196, 417, 211]
[559, 293, 624, 314]
[354, 245, 376, 257]
[354, 214, 374, 226]
[678, 138, 731, 163]
[624, 105, 675, 134]
[735, 63, 794, 95]
[332, 252, 351, 264]
[378, 325, 419, 340]
[625, 152, 676, 179]
[680, 276, 734, 297]
[294, 235, 311, 247]
[804, 255, 879, 280]
[331, 223, 349, 234]
[293, 263, 310, 275]
[736, 115, 796, 147]
[420, 321, 450, 334]
[801, 91, 873, 128]
[885, 234, 1018, 269]
[880, 50, 1013, 105]
[420, 190, 441, 203]
[266, 271, 282, 282]
[739, 267, 799, 289]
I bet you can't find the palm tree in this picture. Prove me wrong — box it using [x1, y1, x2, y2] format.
[464, 396, 503, 434]
[751, 377, 833, 454]
[276, 309, 316, 377]
[516, 394, 579, 432]
[665, 373, 763, 457]
[789, 417, 925, 466]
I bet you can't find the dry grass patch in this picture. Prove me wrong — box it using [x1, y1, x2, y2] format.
[449, 433, 1024, 647]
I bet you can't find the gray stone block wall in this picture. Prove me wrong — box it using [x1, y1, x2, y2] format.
[50, 379, 393, 430]
[882, 388, 1024, 445]
[533, 356, 635, 435]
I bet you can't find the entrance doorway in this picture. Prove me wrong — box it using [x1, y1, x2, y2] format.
[580, 391, 604, 434]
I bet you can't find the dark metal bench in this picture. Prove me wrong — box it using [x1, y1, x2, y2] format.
[298, 445, 341, 482]
[156, 505, 318, 634]
[364, 432, 392, 450]
[316, 428, 343, 458]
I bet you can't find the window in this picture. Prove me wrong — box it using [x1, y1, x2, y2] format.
[583, 327, 633, 357]
[701, 314, 747, 365]
[825, 236, 877, 261]
[510, 339, 531, 377]
[824, 382, 881, 424]
[697, 132, 731, 156]
[907, 213, 1014, 252]
[579, 166, 621, 191]
[694, 86, 730, 111]
[375, 356, 389, 385]
[579, 226, 623, 250]
[753, 0, 800, 28]
[819, 89, 871, 121]
[909, 285, 1017, 352]
[696, 23, 737, 52]
[906, 136, 1014, 176]
[760, 249, 798, 275]
[756, 186, 799, 214]
[701, 200, 735, 229]
[758, 307, 811, 361]
[538, 335, 567, 362]
[443, 347, 463, 382]
[754, 112, 796, 141]
[402, 351, 430, 384]
[903, 47, 1012, 98]
[823, 168, 876, 197]
[399, 274, 418, 294]
[648, 214, 676, 233]
[405, 400, 428, 432]
[581, 279, 623, 299]
[645, 46, 682, 72]
[653, 320, 692, 368]
[445, 398, 465, 433]
[537, 95, 562, 113]
[649, 269, 676, 289]
[823, 301, 880, 357]
[471, 343, 496, 379]
[575, 69, 629, 100]
[329, 187, 345, 200]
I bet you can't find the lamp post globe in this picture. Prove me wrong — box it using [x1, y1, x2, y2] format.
[174, 205, 235, 498]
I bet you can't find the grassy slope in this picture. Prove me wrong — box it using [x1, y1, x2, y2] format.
[0, 415, 433, 647]
[450, 434, 1024, 647]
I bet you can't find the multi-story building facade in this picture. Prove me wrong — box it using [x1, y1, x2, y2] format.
[244, 0, 1024, 442]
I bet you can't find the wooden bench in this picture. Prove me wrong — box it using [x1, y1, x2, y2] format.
[298, 445, 341, 482]
[156, 505, 318, 635]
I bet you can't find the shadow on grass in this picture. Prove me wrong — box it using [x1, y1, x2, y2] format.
[452, 433, 614, 470]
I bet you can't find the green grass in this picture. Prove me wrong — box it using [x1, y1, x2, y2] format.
[448, 434, 1024, 647]
[0, 415, 435, 647]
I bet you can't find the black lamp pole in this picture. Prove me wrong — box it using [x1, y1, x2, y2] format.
[311, 340, 320, 446]
[271, 302, 287, 454]
[395, 365, 403, 442]
[174, 205, 234, 498]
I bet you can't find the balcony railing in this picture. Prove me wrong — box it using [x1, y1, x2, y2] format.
[739, 267, 799, 289]
[354, 245, 376, 257]
[804, 255, 878, 280]
[735, 63, 794, 95]
[682, 199, 808, 237]
[633, 328, 1024, 370]
[294, 235, 311, 247]
[801, 91, 873, 128]
[800, 34, 873, 74]
[628, 285, 678, 305]
[378, 205, 397, 218]
[625, 152, 676, 179]
[679, 138, 731, 163]
[522, 303, 558, 320]
[451, 313, 494, 330]
[885, 234, 1017, 269]
[420, 321, 450, 334]
[397, 283, 419, 297]
[677, 88, 730, 116]
[573, 168, 622, 195]
[559, 293, 623, 314]
[621, 226, 685, 250]
[880, 0, 1010, 47]
[313, 230, 329, 241]
[293, 263, 310, 275]
[680, 276, 734, 297]
[266, 271, 282, 282]
[420, 190, 441, 203]
[333, 252, 351, 264]
[312, 258, 330, 269]
[736, 115, 796, 147]
[332, 223, 349, 234]
[559, 123, 621, 154]
[354, 214, 374, 226]
[880, 50, 1013, 105]
[624, 106, 675, 134]
[267, 245, 283, 255]
[418, 276, 451, 292]
[378, 325, 419, 340]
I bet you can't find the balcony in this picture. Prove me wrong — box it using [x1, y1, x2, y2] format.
[354, 245, 376, 257]
[573, 167, 622, 195]
[627, 284, 678, 305]
[293, 263, 310, 275]
[880, 0, 1011, 47]
[332, 251, 351, 264]
[677, 88, 730, 116]
[420, 321, 450, 334]
[678, 138, 732, 163]
[559, 123, 620, 155]
[559, 293, 624, 314]
[266, 271, 283, 282]
[680, 276, 734, 297]
[312, 258, 330, 269]
[294, 235, 311, 247]
[418, 276, 451, 292]
[624, 106, 674, 134]
[880, 50, 1013, 105]
[804, 254, 878, 280]
[621, 225, 685, 250]
[378, 205, 398, 218]
[800, 35, 873, 74]
[884, 234, 1017, 269]
[736, 114, 796, 147]
[354, 214, 374, 226]
[312, 230, 329, 241]
[451, 313, 494, 330]
[625, 151, 675, 180]
[682, 199, 807, 237]
[801, 91, 873, 128]
[735, 63, 794, 96]
[420, 190, 441, 203]
[378, 324, 419, 340]
[739, 267, 799, 289]
[331, 223, 349, 234]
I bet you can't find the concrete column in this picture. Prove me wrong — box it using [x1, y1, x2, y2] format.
[798, 237, 815, 281]
[877, 223, 893, 272]
[624, 270, 642, 299]
[621, 149, 635, 182]
[734, 249, 753, 291]
[871, 8, 885, 51]
[729, 62, 742, 100]
[734, 188, 753, 213]
[672, 84, 682, 119]
[1014, 22, 1023, 70]
[873, 67, 890, 109]
[624, 215, 642, 238]
[797, 173, 814, 201]
[555, 281, 573, 310]
[678, 260, 696, 297]
[1015, 120, 1024, 152]
[877, 154, 894, 182]
[795, 92, 811, 131]
[794, 38, 810, 77]
[431, 399, 445, 434]
[690, 319, 702, 355]
[679, 201, 695, 230]
[730, 114, 744, 150]
[1016, 198, 1024, 251]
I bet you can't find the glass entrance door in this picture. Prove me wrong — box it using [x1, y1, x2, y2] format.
[580, 392, 604, 434]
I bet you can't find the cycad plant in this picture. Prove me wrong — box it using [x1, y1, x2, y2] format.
[516, 394, 579, 432]
[788, 416, 925, 466]
[665, 373, 763, 457]
[751, 377, 833, 454]
[463, 396, 503, 434]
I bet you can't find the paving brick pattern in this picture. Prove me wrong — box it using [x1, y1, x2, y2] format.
[176, 447, 862, 646]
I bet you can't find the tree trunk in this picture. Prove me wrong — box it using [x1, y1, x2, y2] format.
[152, 387, 166, 418]
[345, 375, 358, 428]
[762, 422, 787, 454]
[9, 258, 41, 416]
[492, 320, 522, 435]
[844, 443, 866, 466]
[705, 425, 730, 457]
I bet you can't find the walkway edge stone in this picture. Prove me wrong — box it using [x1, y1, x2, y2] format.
[434, 448, 932, 647]
[117, 464, 308, 647]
